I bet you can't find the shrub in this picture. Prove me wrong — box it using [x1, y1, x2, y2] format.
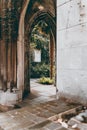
[39, 77, 54, 85]
[30, 63, 50, 78]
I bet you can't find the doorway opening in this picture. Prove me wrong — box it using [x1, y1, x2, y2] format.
[23, 11, 56, 102]
[28, 20, 56, 100]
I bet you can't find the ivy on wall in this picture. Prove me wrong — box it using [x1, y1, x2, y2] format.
[1, 0, 23, 42]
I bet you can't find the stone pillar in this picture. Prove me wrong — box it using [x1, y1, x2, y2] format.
[11, 42, 17, 88]
[0, 40, 4, 89]
[17, 35, 24, 97]
[0, 40, 1, 89]
[6, 41, 12, 89]
[0, 0, 18, 91]
[50, 32, 54, 79]
[17, 0, 30, 98]
[24, 36, 30, 97]
[3, 42, 7, 91]
[1, 0, 9, 91]
[0, 1, 2, 88]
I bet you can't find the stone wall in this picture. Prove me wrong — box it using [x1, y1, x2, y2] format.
[57, 0, 87, 104]
[0, 0, 56, 104]
[0, 0, 23, 106]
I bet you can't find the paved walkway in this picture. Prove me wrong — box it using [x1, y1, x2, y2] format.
[0, 79, 83, 130]
[0, 99, 79, 130]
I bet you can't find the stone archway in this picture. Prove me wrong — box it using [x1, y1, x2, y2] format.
[17, 0, 56, 99]
[24, 11, 56, 96]
[0, 0, 56, 105]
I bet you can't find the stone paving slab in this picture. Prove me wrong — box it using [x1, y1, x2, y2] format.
[0, 79, 82, 130]
[0, 98, 80, 130]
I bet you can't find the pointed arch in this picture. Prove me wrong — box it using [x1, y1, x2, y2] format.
[17, 0, 30, 95]
[24, 10, 56, 95]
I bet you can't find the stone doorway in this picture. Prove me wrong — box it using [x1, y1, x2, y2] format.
[24, 12, 56, 98]
[29, 20, 56, 99]
[17, 0, 56, 99]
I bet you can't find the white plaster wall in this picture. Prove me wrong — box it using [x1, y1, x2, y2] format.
[57, 0, 87, 103]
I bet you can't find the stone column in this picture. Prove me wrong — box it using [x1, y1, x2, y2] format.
[6, 40, 12, 89]
[17, 0, 30, 98]
[0, 40, 2, 89]
[11, 42, 17, 88]
[24, 36, 30, 96]
[1, 0, 9, 91]
[0, 7, 2, 89]
[5, 0, 18, 91]
[50, 32, 54, 79]
[0, 40, 4, 89]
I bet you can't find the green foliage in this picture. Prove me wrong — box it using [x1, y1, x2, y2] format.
[30, 20, 50, 78]
[30, 63, 50, 78]
[39, 77, 53, 85]
[31, 20, 50, 36]
[30, 20, 50, 50]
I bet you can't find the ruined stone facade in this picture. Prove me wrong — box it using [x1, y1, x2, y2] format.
[0, 0, 56, 104]
[1, 0, 87, 106]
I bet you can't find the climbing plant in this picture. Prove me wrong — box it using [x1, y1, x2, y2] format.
[1, 0, 23, 42]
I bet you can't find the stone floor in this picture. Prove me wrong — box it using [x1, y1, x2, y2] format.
[0, 79, 85, 130]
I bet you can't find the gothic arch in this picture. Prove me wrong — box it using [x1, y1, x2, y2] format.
[17, 0, 56, 98]
[26, 10, 56, 38]
[24, 10, 56, 95]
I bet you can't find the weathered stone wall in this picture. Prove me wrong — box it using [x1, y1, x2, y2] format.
[57, 0, 87, 104]
[0, 0, 56, 103]
[0, 0, 24, 91]
[0, 0, 23, 106]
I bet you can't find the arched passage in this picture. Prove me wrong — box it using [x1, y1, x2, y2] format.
[24, 11, 56, 96]
[17, 0, 56, 99]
